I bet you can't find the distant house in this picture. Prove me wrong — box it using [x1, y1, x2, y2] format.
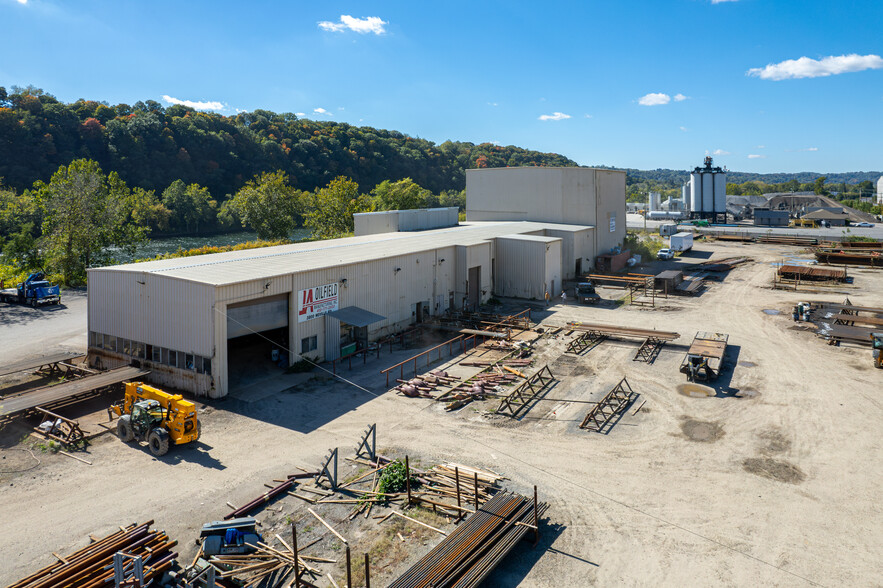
[753, 208, 789, 227]
[801, 208, 849, 226]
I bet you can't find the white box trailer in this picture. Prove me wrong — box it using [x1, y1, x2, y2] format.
[670, 232, 694, 252]
[659, 224, 679, 237]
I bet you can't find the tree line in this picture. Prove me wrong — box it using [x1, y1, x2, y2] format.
[0, 85, 576, 198]
[0, 158, 466, 285]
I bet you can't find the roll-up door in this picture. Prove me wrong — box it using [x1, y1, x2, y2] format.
[227, 294, 289, 339]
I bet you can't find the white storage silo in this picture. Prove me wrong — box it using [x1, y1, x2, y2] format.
[689, 173, 701, 212]
[649, 192, 661, 212]
[714, 172, 727, 213]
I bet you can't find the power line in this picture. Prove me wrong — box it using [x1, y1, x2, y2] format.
[213, 306, 822, 586]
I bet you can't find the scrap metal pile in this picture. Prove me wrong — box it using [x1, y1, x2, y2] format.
[206, 537, 330, 588]
[8, 521, 176, 588]
[389, 490, 547, 588]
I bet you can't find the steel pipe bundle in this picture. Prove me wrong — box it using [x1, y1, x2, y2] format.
[390, 491, 547, 588]
[8, 521, 178, 588]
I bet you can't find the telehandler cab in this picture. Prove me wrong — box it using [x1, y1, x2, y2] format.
[110, 382, 200, 456]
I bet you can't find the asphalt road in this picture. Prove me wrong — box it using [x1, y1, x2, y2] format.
[626, 213, 883, 240]
[0, 289, 87, 368]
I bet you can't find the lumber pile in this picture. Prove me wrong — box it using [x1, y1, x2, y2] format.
[339, 457, 504, 518]
[8, 521, 177, 588]
[208, 538, 325, 588]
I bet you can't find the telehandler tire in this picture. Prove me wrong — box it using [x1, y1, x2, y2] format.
[148, 428, 170, 456]
[117, 415, 135, 442]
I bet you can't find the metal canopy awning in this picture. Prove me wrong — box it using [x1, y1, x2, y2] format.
[325, 306, 386, 327]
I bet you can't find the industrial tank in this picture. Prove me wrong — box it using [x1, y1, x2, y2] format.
[649, 192, 661, 212]
[688, 156, 727, 221]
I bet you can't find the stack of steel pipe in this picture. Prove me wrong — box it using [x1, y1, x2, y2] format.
[390, 491, 547, 588]
[8, 521, 178, 588]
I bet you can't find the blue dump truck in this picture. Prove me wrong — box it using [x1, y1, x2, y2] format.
[0, 271, 61, 307]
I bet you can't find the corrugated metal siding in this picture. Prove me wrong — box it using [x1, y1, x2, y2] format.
[324, 314, 342, 360]
[87, 270, 214, 357]
[494, 236, 559, 299]
[544, 241, 562, 296]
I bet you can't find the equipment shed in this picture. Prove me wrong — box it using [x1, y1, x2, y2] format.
[493, 235, 562, 300]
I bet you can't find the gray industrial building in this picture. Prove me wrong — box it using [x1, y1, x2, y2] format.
[753, 208, 790, 227]
[87, 167, 625, 398]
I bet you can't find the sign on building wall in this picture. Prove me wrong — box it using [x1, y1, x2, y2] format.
[609, 213, 616, 233]
[298, 283, 339, 322]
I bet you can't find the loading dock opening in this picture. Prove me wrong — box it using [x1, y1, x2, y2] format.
[226, 294, 290, 392]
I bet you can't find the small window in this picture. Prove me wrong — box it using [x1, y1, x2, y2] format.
[105, 335, 118, 352]
[168, 350, 178, 368]
[89, 331, 100, 347]
[131, 342, 144, 359]
[185, 354, 195, 371]
[301, 335, 317, 354]
[161, 348, 169, 365]
[151, 346, 161, 363]
[202, 357, 211, 375]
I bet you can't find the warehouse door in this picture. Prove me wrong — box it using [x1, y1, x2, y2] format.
[226, 294, 290, 392]
[227, 294, 289, 338]
[467, 266, 481, 310]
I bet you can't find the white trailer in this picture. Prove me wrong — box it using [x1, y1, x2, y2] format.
[670, 232, 694, 252]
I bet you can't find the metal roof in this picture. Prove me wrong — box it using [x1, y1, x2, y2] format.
[325, 306, 386, 327]
[90, 221, 593, 286]
[495, 234, 563, 243]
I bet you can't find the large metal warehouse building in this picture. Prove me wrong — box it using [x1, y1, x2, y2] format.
[88, 167, 625, 398]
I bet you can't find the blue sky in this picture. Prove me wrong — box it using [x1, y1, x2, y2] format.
[1, 0, 881, 174]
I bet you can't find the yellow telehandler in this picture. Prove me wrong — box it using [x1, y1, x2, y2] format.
[110, 382, 200, 456]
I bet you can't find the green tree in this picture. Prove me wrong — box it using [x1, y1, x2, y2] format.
[129, 187, 170, 232]
[813, 176, 828, 196]
[35, 159, 148, 284]
[224, 171, 301, 239]
[161, 180, 216, 233]
[370, 178, 430, 210]
[303, 176, 372, 239]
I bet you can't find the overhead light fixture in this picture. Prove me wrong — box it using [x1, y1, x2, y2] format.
[394, 267, 402, 273]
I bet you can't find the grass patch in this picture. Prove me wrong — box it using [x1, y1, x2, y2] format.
[623, 230, 665, 261]
[135, 238, 294, 263]
[345, 506, 450, 585]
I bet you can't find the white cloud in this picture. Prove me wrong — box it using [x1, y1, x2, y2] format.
[318, 15, 387, 35]
[679, 126, 689, 132]
[713, 149, 731, 155]
[747, 53, 883, 81]
[162, 95, 224, 111]
[16, 0, 28, 4]
[786, 147, 820, 152]
[295, 112, 305, 117]
[638, 93, 671, 106]
[487, 102, 498, 107]
[673, 93, 689, 101]
[747, 154, 766, 159]
[803, 147, 819, 151]
[313, 107, 332, 116]
[755, 145, 765, 149]
[538, 112, 571, 121]
[584, 114, 593, 118]
[710, 0, 739, 3]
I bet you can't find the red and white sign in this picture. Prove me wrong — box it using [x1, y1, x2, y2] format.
[298, 283, 339, 322]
